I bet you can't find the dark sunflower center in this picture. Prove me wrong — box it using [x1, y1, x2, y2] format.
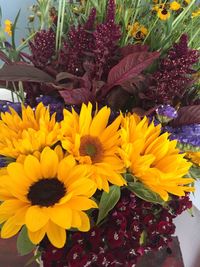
[79, 135, 103, 163]
[27, 178, 66, 207]
[161, 9, 168, 15]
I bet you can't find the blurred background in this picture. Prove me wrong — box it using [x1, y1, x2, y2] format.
[0, 0, 35, 45]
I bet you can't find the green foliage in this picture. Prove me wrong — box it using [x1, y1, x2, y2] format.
[128, 181, 165, 205]
[17, 226, 36, 256]
[97, 185, 121, 225]
[188, 165, 200, 180]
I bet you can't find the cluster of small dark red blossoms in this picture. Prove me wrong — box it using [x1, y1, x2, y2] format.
[29, 29, 56, 67]
[41, 190, 192, 267]
[145, 34, 199, 105]
[58, 0, 121, 79]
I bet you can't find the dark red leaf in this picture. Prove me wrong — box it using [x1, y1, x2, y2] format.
[106, 51, 160, 94]
[120, 44, 149, 57]
[171, 105, 200, 126]
[59, 88, 94, 105]
[0, 63, 54, 83]
[0, 51, 12, 64]
[56, 72, 81, 83]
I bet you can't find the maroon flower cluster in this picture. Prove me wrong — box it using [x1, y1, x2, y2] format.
[145, 34, 199, 105]
[58, 0, 121, 79]
[29, 29, 56, 67]
[41, 190, 192, 267]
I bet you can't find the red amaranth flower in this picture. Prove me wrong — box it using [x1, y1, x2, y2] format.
[144, 34, 199, 105]
[29, 29, 56, 67]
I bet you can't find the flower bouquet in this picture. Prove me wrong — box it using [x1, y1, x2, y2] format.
[0, 0, 199, 266]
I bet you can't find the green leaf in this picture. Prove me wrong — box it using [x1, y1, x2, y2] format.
[97, 185, 121, 225]
[188, 165, 200, 180]
[25, 251, 42, 267]
[123, 172, 136, 183]
[128, 182, 165, 205]
[17, 226, 36, 256]
[11, 9, 21, 50]
[139, 230, 147, 246]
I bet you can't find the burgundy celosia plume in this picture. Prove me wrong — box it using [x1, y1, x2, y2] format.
[145, 34, 199, 105]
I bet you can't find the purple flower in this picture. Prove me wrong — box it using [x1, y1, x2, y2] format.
[0, 101, 22, 114]
[156, 105, 178, 123]
[36, 95, 65, 121]
[166, 124, 200, 149]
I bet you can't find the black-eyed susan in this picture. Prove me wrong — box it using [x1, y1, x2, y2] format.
[0, 147, 97, 248]
[120, 114, 194, 201]
[0, 103, 60, 161]
[60, 103, 126, 192]
[128, 22, 148, 41]
[192, 8, 200, 18]
[157, 8, 171, 20]
[4, 20, 12, 36]
[170, 1, 181, 11]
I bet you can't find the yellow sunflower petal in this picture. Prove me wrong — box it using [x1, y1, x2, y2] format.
[40, 147, 59, 178]
[1, 216, 22, 238]
[90, 106, 110, 136]
[25, 206, 49, 232]
[0, 200, 27, 224]
[46, 221, 66, 248]
[28, 227, 47, 245]
[24, 155, 42, 181]
[78, 211, 90, 232]
[67, 196, 97, 210]
[71, 210, 82, 228]
[49, 205, 72, 229]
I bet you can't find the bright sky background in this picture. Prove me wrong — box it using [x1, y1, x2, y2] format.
[0, 0, 35, 45]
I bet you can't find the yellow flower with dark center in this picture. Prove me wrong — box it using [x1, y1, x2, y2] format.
[128, 22, 148, 41]
[170, 1, 181, 11]
[60, 103, 126, 192]
[4, 20, 12, 36]
[0, 147, 97, 248]
[120, 114, 194, 201]
[0, 103, 60, 160]
[152, 3, 165, 12]
[186, 152, 200, 166]
[192, 8, 200, 18]
[157, 8, 171, 20]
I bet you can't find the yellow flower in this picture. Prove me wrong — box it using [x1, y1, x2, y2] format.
[152, 3, 165, 12]
[0, 103, 60, 160]
[120, 114, 194, 201]
[4, 20, 12, 36]
[170, 1, 181, 11]
[184, 0, 191, 4]
[157, 8, 171, 20]
[187, 152, 200, 166]
[0, 147, 97, 248]
[60, 103, 126, 192]
[128, 22, 148, 41]
[192, 9, 200, 18]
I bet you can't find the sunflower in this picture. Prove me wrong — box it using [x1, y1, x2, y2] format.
[60, 103, 126, 192]
[120, 114, 194, 201]
[0, 147, 97, 248]
[0, 103, 60, 161]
